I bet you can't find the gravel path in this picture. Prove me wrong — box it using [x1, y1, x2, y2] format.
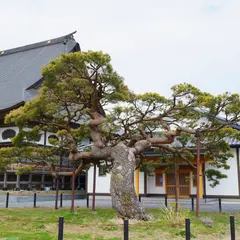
[0, 196, 240, 213]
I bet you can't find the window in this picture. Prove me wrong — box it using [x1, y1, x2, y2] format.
[48, 135, 59, 144]
[99, 165, 107, 176]
[8, 174, 17, 182]
[48, 135, 59, 141]
[2, 129, 16, 140]
[32, 174, 41, 182]
[20, 174, 29, 181]
[155, 172, 163, 187]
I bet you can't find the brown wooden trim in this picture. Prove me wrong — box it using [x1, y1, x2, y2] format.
[155, 172, 163, 187]
[87, 193, 111, 196]
[156, 165, 198, 172]
[154, 168, 164, 172]
[144, 193, 167, 197]
[178, 169, 192, 173]
[236, 148, 240, 196]
[141, 194, 240, 199]
[203, 194, 240, 199]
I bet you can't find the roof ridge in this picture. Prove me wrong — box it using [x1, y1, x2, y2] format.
[0, 31, 77, 57]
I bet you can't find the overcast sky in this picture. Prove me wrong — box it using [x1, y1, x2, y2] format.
[1, 0, 240, 96]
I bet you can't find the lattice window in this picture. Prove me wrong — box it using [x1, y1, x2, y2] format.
[193, 171, 197, 187]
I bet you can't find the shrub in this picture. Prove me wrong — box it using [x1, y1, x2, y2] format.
[159, 203, 189, 227]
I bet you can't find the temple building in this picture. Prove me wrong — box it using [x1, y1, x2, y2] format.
[87, 134, 240, 199]
[0, 32, 86, 191]
[1, 32, 240, 200]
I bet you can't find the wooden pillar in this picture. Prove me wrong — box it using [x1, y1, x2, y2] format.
[62, 176, 65, 189]
[53, 177, 56, 190]
[28, 174, 32, 190]
[41, 174, 45, 190]
[3, 173, 7, 190]
[77, 175, 81, 190]
[16, 174, 20, 191]
[135, 168, 140, 196]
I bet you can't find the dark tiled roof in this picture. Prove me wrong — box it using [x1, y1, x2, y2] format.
[224, 137, 240, 147]
[215, 116, 240, 130]
[0, 31, 80, 111]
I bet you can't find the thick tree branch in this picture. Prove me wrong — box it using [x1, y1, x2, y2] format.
[147, 129, 182, 144]
[89, 111, 105, 148]
[127, 135, 144, 147]
[132, 140, 151, 154]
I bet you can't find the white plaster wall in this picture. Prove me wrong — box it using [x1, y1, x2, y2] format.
[147, 172, 166, 194]
[22, 129, 59, 146]
[146, 171, 198, 195]
[37, 131, 45, 145]
[87, 166, 111, 193]
[0, 126, 60, 146]
[134, 171, 144, 194]
[87, 167, 145, 194]
[0, 127, 89, 149]
[45, 131, 58, 146]
[190, 172, 196, 195]
[205, 148, 239, 196]
[139, 171, 144, 194]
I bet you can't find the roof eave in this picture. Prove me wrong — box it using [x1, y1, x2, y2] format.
[0, 101, 25, 115]
[0, 31, 78, 57]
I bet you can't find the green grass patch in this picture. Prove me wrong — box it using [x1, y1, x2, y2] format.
[0, 208, 239, 239]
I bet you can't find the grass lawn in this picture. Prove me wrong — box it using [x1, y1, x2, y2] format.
[0, 207, 239, 240]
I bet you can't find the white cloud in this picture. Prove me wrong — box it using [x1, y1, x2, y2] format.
[0, 0, 240, 96]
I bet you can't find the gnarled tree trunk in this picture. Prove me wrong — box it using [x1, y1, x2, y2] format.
[110, 142, 152, 221]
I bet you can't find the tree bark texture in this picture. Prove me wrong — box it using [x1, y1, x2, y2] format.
[110, 142, 152, 221]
